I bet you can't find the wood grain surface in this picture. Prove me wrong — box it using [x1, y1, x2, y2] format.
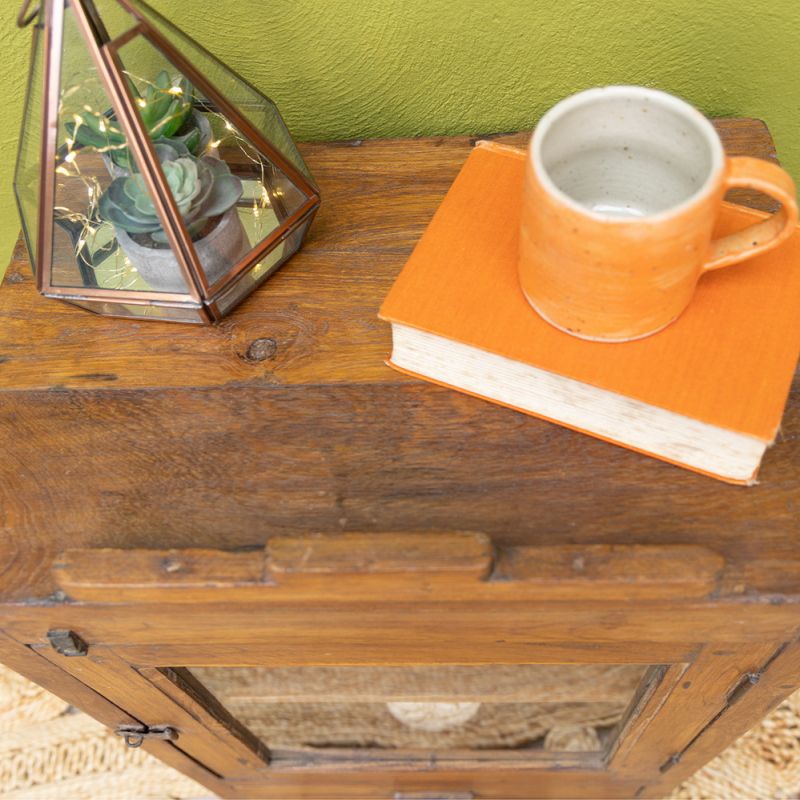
[0, 119, 797, 604]
[33, 645, 269, 778]
[0, 632, 233, 797]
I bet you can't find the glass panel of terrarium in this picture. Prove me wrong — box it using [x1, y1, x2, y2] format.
[14, 22, 45, 274]
[75, 0, 141, 43]
[189, 663, 653, 756]
[67, 299, 205, 323]
[117, 0, 313, 182]
[213, 217, 314, 317]
[51, 5, 191, 294]
[115, 33, 309, 291]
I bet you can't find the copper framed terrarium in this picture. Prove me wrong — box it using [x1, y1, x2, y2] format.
[14, 0, 320, 324]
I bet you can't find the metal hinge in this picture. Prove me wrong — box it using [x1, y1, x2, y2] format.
[658, 644, 789, 774]
[115, 724, 179, 748]
[659, 671, 760, 773]
[726, 670, 761, 706]
[47, 629, 89, 657]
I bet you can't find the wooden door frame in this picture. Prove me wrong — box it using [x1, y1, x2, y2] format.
[2, 532, 799, 798]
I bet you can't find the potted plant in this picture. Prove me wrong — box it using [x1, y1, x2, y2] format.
[66, 71, 211, 175]
[98, 141, 249, 292]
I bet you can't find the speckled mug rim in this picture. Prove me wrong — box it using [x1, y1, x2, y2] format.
[530, 86, 726, 224]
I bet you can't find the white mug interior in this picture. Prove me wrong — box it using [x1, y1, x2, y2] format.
[532, 86, 724, 220]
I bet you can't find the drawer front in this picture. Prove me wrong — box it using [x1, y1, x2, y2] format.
[2, 532, 799, 799]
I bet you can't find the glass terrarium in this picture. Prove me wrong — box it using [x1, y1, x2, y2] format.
[14, 0, 320, 323]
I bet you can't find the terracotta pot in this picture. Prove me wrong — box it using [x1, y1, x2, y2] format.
[519, 86, 798, 341]
[114, 207, 250, 293]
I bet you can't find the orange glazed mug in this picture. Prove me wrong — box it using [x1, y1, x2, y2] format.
[519, 86, 798, 341]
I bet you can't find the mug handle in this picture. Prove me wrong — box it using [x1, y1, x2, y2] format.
[703, 156, 798, 272]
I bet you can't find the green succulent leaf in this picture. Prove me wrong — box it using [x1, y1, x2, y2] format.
[110, 149, 134, 170]
[198, 174, 244, 218]
[99, 190, 158, 233]
[133, 192, 156, 216]
[152, 139, 191, 162]
[69, 71, 202, 167]
[150, 229, 171, 245]
[65, 122, 108, 151]
[171, 125, 201, 155]
[99, 140, 243, 242]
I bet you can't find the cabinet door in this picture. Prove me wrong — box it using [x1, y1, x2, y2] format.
[3, 533, 800, 799]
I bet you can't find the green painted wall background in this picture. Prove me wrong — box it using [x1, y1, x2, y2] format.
[2, 0, 799, 268]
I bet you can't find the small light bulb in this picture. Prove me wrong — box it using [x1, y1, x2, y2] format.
[224, 120, 235, 132]
[136, 98, 147, 108]
[64, 151, 77, 164]
[98, 120, 107, 133]
[168, 86, 183, 95]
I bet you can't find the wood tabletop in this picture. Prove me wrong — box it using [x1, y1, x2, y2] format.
[0, 118, 797, 603]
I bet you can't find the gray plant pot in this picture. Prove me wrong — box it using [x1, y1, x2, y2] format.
[114, 207, 250, 293]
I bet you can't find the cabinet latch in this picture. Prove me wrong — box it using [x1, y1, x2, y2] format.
[115, 724, 179, 748]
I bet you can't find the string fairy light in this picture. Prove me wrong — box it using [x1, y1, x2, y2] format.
[54, 66, 287, 290]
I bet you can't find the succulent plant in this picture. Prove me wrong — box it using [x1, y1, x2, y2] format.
[66, 71, 205, 169]
[98, 141, 243, 244]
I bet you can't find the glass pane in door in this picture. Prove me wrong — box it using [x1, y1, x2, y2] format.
[189, 663, 654, 756]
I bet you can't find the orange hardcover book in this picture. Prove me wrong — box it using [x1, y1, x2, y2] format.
[379, 142, 800, 484]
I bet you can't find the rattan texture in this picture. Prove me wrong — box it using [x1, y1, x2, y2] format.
[1, 664, 799, 799]
[0, 666, 206, 799]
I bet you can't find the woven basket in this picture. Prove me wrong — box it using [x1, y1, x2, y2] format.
[2, 664, 799, 799]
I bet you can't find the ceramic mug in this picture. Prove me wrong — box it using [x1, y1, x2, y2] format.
[518, 86, 798, 341]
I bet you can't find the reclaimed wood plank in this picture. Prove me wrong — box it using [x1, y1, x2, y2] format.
[1, 373, 797, 603]
[53, 540, 725, 603]
[0, 120, 781, 394]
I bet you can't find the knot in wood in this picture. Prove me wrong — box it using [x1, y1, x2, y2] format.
[245, 337, 278, 362]
[571, 555, 586, 573]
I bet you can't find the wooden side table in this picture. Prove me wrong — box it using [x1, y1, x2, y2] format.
[0, 119, 798, 800]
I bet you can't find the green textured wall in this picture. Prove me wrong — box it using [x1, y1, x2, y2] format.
[2, 15, 34, 266]
[2, 0, 799, 268]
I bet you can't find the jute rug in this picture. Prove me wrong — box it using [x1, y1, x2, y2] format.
[2, 663, 799, 799]
[192, 664, 645, 750]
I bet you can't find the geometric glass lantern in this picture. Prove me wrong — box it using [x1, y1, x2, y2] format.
[14, 0, 320, 323]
